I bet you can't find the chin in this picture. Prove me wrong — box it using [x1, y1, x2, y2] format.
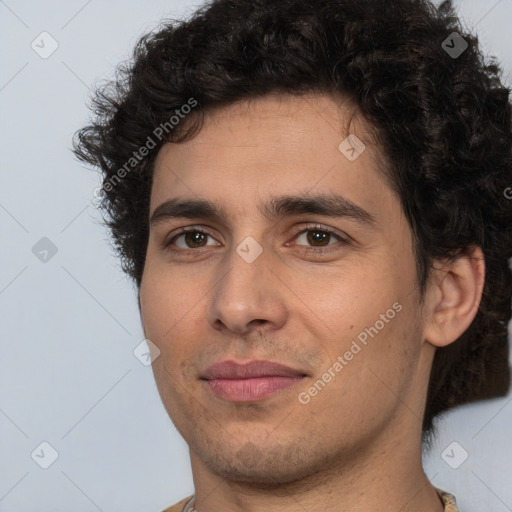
[196, 438, 331, 488]
[207, 460, 310, 488]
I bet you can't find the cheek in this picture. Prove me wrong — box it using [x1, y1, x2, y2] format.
[139, 270, 199, 402]
[303, 256, 419, 373]
[140, 267, 184, 342]
[140, 262, 212, 367]
[295, 265, 396, 332]
[140, 276, 168, 339]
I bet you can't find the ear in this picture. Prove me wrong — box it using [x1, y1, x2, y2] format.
[423, 246, 485, 348]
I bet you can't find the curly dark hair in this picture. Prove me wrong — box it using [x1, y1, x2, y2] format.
[73, 0, 512, 440]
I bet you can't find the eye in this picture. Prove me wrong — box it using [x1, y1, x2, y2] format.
[295, 229, 337, 247]
[166, 228, 219, 250]
[291, 225, 348, 252]
[163, 225, 349, 255]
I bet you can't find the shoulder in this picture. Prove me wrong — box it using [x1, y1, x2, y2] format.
[161, 495, 194, 512]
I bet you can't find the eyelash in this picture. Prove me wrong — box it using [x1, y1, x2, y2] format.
[164, 224, 349, 255]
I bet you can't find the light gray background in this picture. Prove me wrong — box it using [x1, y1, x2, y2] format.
[1, 0, 511, 510]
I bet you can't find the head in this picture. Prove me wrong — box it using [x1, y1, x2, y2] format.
[74, 0, 511, 482]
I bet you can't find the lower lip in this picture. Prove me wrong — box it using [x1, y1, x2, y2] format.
[205, 376, 304, 401]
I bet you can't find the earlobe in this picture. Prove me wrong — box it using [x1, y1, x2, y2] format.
[423, 246, 485, 348]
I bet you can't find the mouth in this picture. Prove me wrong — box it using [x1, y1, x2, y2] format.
[200, 360, 308, 402]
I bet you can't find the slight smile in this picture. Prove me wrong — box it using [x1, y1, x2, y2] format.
[200, 360, 309, 402]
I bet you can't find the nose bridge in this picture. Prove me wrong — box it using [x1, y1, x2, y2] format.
[207, 235, 286, 333]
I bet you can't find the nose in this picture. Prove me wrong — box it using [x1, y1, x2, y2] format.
[206, 242, 288, 335]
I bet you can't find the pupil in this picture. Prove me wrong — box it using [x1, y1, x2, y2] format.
[183, 231, 330, 248]
[186, 232, 206, 247]
[308, 230, 329, 246]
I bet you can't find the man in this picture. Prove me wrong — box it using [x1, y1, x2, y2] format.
[73, 0, 512, 510]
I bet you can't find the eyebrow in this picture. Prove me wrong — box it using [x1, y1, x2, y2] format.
[150, 194, 376, 227]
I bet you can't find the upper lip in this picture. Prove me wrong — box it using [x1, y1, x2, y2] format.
[201, 360, 307, 380]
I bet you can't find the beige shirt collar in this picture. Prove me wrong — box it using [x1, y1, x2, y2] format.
[175, 489, 459, 512]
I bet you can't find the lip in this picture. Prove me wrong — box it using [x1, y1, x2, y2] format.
[202, 360, 307, 380]
[201, 360, 308, 402]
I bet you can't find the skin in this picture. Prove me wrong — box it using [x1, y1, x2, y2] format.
[139, 93, 484, 512]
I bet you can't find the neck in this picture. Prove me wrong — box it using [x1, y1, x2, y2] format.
[188, 424, 444, 512]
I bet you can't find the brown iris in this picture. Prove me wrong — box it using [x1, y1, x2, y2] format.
[307, 230, 331, 246]
[184, 232, 208, 248]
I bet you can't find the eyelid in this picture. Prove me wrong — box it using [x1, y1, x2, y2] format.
[164, 223, 350, 253]
[164, 226, 218, 248]
[289, 223, 350, 245]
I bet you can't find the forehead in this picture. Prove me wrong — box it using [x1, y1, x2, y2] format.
[150, 93, 393, 219]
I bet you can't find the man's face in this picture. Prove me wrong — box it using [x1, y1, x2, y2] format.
[139, 93, 432, 484]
